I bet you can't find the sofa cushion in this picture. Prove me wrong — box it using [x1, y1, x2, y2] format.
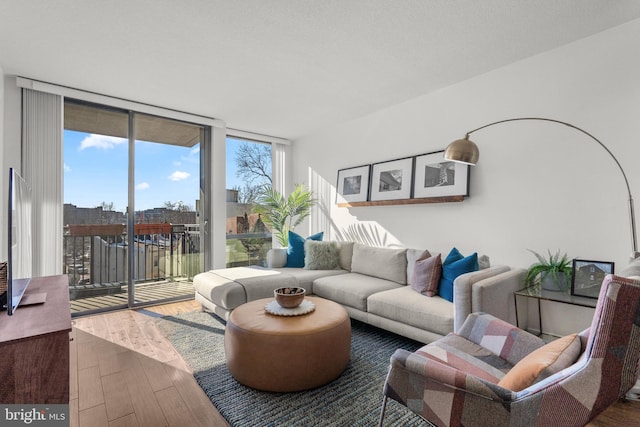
[194, 270, 247, 310]
[272, 267, 347, 293]
[497, 333, 581, 391]
[336, 241, 355, 271]
[304, 240, 341, 270]
[351, 243, 408, 284]
[439, 248, 478, 302]
[367, 286, 453, 336]
[479, 254, 491, 270]
[411, 253, 442, 297]
[313, 272, 402, 311]
[286, 231, 323, 268]
[619, 257, 640, 277]
[194, 267, 297, 310]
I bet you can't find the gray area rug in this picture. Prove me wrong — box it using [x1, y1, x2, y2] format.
[155, 310, 432, 426]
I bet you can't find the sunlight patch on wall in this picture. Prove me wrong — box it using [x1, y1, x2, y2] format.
[307, 167, 402, 248]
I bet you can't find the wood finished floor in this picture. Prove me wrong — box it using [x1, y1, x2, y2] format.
[70, 300, 229, 427]
[70, 300, 640, 427]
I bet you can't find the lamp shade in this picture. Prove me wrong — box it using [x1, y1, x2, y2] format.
[443, 136, 479, 165]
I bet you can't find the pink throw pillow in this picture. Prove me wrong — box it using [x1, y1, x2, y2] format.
[411, 253, 442, 297]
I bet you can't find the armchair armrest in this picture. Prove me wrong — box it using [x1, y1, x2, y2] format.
[385, 349, 515, 403]
[267, 248, 287, 268]
[457, 313, 546, 365]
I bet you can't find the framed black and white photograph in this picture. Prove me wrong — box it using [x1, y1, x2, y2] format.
[370, 157, 413, 201]
[571, 259, 615, 299]
[412, 151, 469, 198]
[336, 165, 371, 203]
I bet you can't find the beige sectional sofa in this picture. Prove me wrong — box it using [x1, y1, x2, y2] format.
[194, 242, 525, 344]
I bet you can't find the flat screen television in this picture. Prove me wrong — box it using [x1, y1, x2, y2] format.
[4, 167, 34, 315]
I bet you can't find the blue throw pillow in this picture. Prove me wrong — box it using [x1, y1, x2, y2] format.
[439, 247, 478, 302]
[442, 247, 464, 265]
[286, 231, 324, 268]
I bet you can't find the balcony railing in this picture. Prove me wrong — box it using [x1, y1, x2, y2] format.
[64, 223, 201, 299]
[63, 223, 271, 300]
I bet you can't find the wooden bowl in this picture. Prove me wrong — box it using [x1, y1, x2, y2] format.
[274, 287, 306, 308]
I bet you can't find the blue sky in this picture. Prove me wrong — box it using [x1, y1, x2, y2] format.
[64, 132, 245, 212]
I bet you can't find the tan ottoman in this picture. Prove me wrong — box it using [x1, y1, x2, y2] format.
[224, 296, 351, 392]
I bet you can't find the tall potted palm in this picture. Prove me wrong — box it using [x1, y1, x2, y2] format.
[253, 184, 315, 247]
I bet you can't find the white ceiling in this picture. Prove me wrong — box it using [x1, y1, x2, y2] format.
[1, 0, 640, 140]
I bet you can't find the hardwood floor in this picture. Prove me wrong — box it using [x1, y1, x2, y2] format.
[70, 300, 640, 427]
[70, 300, 228, 427]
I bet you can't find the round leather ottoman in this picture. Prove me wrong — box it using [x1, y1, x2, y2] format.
[225, 296, 351, 392]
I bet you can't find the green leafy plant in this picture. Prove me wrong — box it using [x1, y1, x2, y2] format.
[253, 184, 315, 247]
[524, 249, 573, 291]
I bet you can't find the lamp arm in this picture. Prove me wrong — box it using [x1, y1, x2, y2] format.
[466, 117, 638, 257]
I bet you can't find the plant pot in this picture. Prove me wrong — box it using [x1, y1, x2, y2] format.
[541, 272, 567, 292]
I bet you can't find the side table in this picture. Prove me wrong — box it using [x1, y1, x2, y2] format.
[514, 287, 597, 337]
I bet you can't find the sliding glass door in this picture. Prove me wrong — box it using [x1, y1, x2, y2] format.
[131, 113, 204, 306]
[63, 100, 208, 315]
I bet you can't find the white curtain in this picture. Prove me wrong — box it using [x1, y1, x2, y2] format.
[271, 141, 291, 198]
[22, 88, 63, 276]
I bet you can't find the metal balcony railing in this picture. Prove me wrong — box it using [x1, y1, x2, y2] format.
[63, 223, 272, 300]
[63, 223, 201, 299]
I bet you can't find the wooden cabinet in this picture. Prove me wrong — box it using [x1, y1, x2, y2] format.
[0, 275, 72, 403]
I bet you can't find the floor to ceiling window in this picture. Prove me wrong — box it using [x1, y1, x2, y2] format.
[63, 100, 208, 315]
[225, 136, 272, 267]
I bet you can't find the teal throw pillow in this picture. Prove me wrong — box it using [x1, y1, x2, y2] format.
[439, 247, 478, 302]
[286, 231, 324, 268]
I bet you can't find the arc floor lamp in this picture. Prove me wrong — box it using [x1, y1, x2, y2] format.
[443, 117, 638, 259]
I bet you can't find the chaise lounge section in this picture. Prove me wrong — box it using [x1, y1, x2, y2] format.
[194, 241, 525, 343]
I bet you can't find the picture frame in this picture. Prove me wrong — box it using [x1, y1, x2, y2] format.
[370, 157, 414, 201]
[336, 165, 371, 203]
[571, 259, 615, 299]
[412, 151, 469, 198]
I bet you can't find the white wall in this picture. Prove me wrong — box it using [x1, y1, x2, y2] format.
[0, 73, 20, 264]
[0, 75, 22, 263]
[293, 19, 640, 335]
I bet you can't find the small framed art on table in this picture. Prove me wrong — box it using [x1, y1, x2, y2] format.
[413, 151, 469, 198]
[571, 259, 615, 299]
[370, 157, 414, 201]
[336, 165, 371, 203]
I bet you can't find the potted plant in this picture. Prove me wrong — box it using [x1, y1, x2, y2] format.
[524, 249, 573, 292]
[253, 184, 315, 247]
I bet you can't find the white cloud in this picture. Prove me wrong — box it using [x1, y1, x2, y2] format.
[80, 134, 127, 150]
[168, 171, 190, 181]
[64, 163, 71, 172]
[136, 182, 150, 190]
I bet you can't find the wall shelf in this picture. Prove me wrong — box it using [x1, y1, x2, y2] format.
[337, 195, 465, 208]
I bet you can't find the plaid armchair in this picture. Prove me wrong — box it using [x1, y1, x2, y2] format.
[379, 275, 640, 427]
